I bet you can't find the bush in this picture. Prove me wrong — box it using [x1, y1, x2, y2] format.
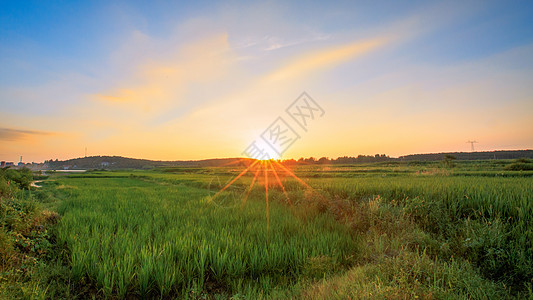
[0, 175, 17, 198]
[0, 228, 15, 267]
[505, 162, 533, 171]
[0, 167, 33, 190]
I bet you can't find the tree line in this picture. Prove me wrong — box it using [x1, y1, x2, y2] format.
[281, 154, 391, 165]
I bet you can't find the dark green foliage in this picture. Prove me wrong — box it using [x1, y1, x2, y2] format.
[505, 160, 533, 171]
[310, 174, 533, 293]
[0, 168, 63, 299]
[442, 154, 457, 168]
[0, 167, 33, 191]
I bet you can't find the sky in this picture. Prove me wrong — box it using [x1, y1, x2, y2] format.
[1, 0, 532, 162]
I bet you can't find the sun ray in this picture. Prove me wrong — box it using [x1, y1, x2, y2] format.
[272, 160, 333, 206]
[263, 161, 270, 232]
[267, 160, 292, 205]
[272, 160, 314, 190]
[241, 167, 261, 208]
[218, 157, 255, 167]
[210, 159, 259, 201]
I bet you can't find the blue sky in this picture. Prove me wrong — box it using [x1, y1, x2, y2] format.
[1, 1, 532, 162]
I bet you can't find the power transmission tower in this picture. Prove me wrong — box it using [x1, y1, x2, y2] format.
[467, 140, 478, 151]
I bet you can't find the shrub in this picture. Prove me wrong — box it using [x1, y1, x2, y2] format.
[505, 162, 533, 171]
[0, 228, 15, 268]
[0, 167, 33, 190]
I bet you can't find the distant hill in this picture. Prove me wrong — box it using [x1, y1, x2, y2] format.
[43, 156, 252, 170]
[40, 150, 533, 170]
[398, 150, 533, 161]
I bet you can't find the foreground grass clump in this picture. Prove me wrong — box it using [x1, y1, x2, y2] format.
[56, 176, 358, 298]
[296, 193, 514, 299]
[0, 168, 67, 299]
[305, 173, 533, 294]
[302, 251, 507, 299]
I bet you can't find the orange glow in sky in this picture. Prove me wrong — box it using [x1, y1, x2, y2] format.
[1, 2, 533, 162]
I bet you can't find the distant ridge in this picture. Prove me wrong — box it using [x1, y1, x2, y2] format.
[39, 150, 533, 170]
[43, 156, 252, 170]
[398, 150, 533, 161]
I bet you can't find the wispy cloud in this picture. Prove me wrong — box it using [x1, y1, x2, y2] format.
[264, 36, 389, 82]
[0, 127, 53, 141]
[264, 33, 331, 51]
[94, 33, 235, 113]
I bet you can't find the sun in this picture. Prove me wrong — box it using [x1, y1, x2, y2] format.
[242, 139, 281, 161]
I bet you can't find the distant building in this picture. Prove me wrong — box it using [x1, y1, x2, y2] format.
[0, 161, 5, 167]
[5, 162, 14, 167]
[17, 162, 25, 167]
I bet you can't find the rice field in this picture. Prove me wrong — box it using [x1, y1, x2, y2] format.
[54, 175, 357, 298]
[10, 159, 532, 298]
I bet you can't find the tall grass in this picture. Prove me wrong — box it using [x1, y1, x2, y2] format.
[51, 163, 533, 297]
[56, 177, 357, 297]
[303, 175, 533, 291]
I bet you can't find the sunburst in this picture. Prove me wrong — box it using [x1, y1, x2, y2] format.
[209, 158, 320, 230]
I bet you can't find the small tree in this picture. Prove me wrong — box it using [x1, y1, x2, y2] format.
[318, 157, 329, 164]
[443, 154, 456, 168]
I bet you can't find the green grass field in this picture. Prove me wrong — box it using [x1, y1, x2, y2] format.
[1, 160, 532, 299]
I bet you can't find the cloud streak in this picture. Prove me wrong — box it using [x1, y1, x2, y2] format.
[263, 33, 331, 51]
[0, 127, 53, 141]
[93, 33, 235, 114]
[264, 37, 389, 82]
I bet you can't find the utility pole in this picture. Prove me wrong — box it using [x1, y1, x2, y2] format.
[85, 147, 87, 158]
[466, 140, 478, 152]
